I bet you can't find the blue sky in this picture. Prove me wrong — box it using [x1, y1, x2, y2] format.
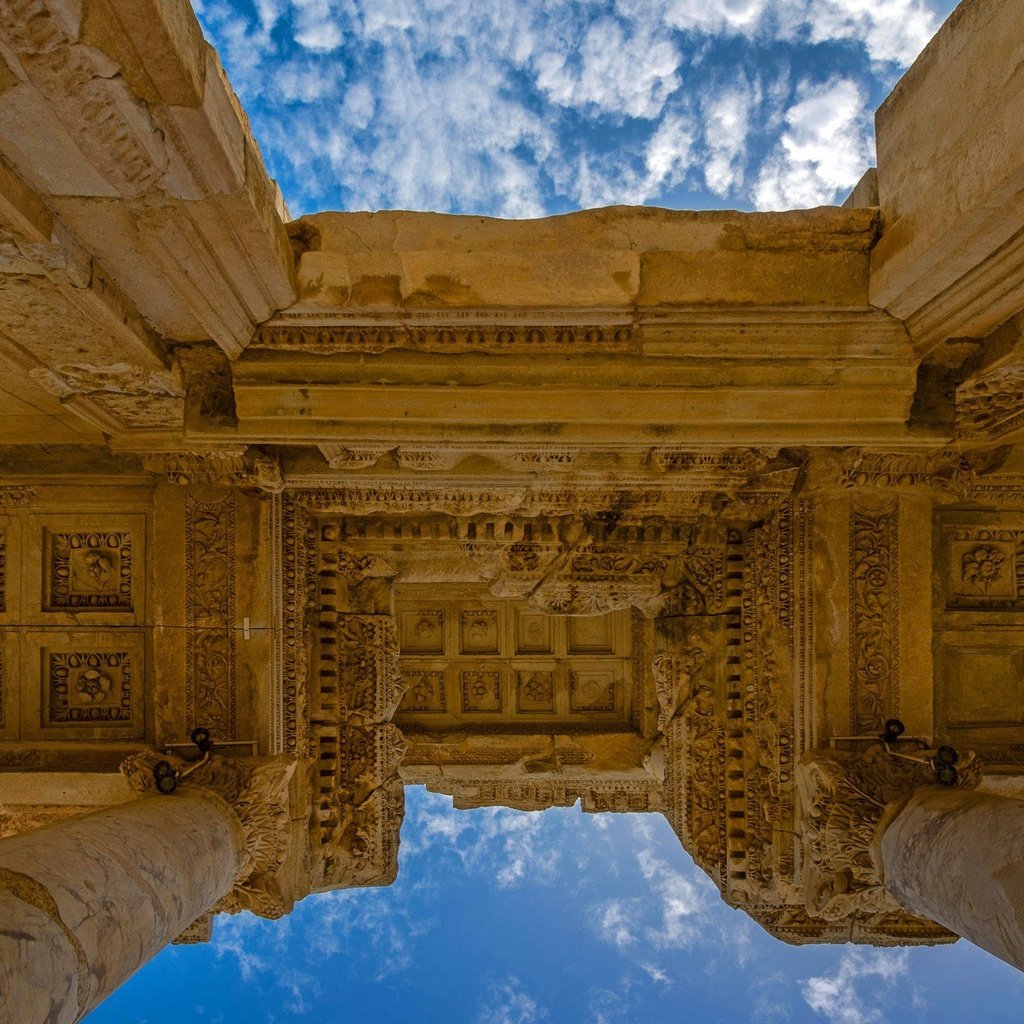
[191, 0, 959, 217]
[87, 3, 1024, 1022]
[91, 787, 1022, 1024]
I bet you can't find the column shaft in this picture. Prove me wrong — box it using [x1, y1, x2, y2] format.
[879, 788, 1024, 971]
[0, 792, 245, 1024]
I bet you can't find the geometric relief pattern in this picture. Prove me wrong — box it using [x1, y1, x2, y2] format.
[849, 502, 900, 733]
[46, 531, 133, 610]
[461, 670, 502, 712]
[516, 670, 555, 712]
[569, 669, 617, 712]
[46, 651, 132, 724]
[0, 528, 5, 612]
[401, 668, 446, 712]
[185, 497, 237, 739]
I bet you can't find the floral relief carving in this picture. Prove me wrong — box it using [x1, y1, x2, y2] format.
[961, 545, 1008, 591]
[849, 503, 900, 733]
[46, 531, 133, 610]
[185, 497, 237, 740]
[47, 651, 132, 724]
[945, 527, 1024, 607]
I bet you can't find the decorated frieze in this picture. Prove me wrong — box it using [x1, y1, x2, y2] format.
[185, 496, 237, 740]
[849, 501, 901, 734]
[957, 364, 1024, 440]
[142, 449, 283, 492]
[252, 320, 636, 355]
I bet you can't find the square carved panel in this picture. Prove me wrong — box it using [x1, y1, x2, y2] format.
[567, 615, 614, 654]
[461, 670, 502, 713]
[941, 524, 1024, 610]
[516, 669, 555, 713]
[516, 611, 552, 654]
[46, 650, 133, 725]
[570, 669, 617, 712]
[45, 531, 133, 611]
[26, 631, 145, 740]
[400, 610, 445, 654]
[460, 609, 500, 654]
[400, 666, 446, 713]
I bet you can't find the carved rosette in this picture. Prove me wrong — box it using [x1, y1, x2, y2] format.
[121, 752, 297, 919]
[797, 747, 980, 922]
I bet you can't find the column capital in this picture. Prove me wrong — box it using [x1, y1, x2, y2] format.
[797, 745, 980, 922]
[121, 751, 297, 919]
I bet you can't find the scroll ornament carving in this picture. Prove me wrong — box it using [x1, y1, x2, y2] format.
[956, 364, 1024, 440]
[185, 497, 237, 740]
[144, 448, 284, 492]
[121, 752, 297, 919]
[797, 747, 980, 922]
[0, 485, 36, 507]
[849, 503, 900, 734]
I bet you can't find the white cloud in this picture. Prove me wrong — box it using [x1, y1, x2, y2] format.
[803, 0, 940, 66]
[534, 17, 681, 120]
[801, 949, 910, 1024]
[476, 977, 547, 1024]
[753, 76, 872, 209]
[702, 81, 758, 195]
[191, 0, 950, 229]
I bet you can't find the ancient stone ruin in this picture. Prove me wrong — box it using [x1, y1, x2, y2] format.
[2, 0, 1024, 1020]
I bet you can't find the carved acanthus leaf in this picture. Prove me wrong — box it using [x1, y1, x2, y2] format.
[797, 747, 980, 922]
[121, 752, 297, 919]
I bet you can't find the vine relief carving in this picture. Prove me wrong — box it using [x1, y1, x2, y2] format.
[185, 497, 237, 740]
[849, 503, 900, 733]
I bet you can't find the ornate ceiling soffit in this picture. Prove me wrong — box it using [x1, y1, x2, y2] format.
[141, 448, 284, 492]
[796, 747, 980, 924]
[121, 752, 297, 919]
[956, 364, 1024, 441]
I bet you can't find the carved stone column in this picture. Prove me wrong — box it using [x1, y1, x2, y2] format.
[878, 788, 1024, 971]
[0, 793, 243, 1024]
[0, 753, 295, 1024]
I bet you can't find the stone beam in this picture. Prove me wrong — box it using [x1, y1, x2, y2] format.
[223, 207, 926, 448]
[871, 0, 1024, 363]
[0, 0, 296, 359]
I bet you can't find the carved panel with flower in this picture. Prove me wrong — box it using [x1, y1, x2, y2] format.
[45, 530, 133, 610]
[943, 526, 1024, 609]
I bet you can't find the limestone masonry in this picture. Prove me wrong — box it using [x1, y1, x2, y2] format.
[1, 1, 1024, 1020]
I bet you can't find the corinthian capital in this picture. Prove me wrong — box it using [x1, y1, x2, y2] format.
[797, 745, 980, 922]
[121, 750, 297, 919]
